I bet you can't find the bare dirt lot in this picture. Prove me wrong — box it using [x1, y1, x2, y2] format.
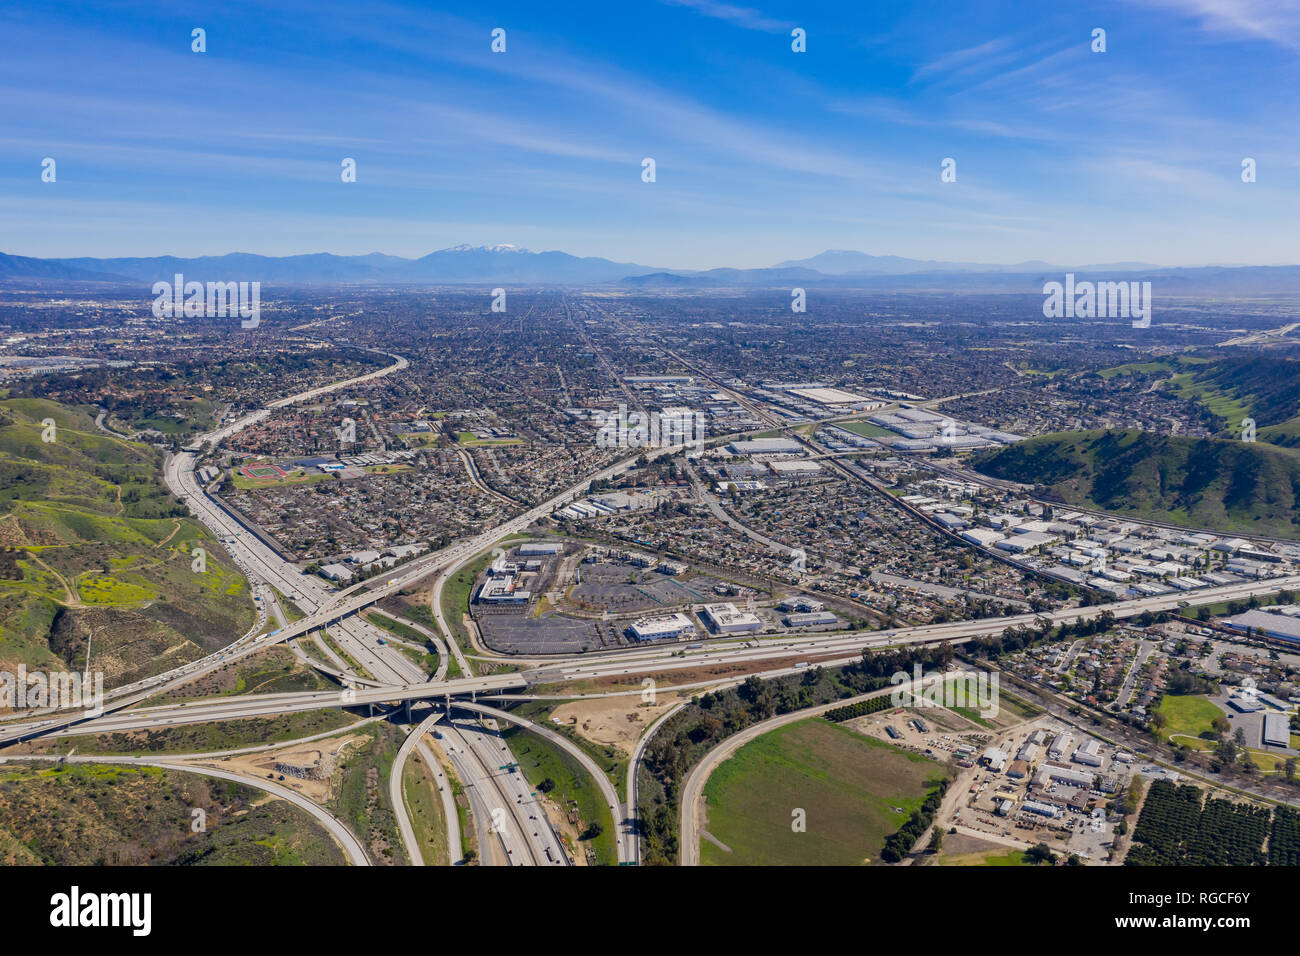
[551, 694, 682, 756]
[202, 733, 365, 803]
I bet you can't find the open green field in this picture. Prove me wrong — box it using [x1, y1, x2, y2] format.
[455, 432, 523, 447]
[699, 717, 949, 866]
[938, 848, 1028, 866]
[839, 420, 895, 438]
[1158, 694, 1225, 742]
[229, 466, 334, 490]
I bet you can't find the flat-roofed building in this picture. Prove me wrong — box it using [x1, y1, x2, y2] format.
[1045, 733, 1076, 764]
[728, 438, 803, 455]
[1022, 799, 1062, 819]
[783, 611, 839, 628]
[1263, 712, 1290, 748]
[628, 613, 696, 642]
[700, 602, 763, 634]
[1228, 609, 1300, 644]
[519, 542, 563, 556]
[1034, 764, 1095, 789]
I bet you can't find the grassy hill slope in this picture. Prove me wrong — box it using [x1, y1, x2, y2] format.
[972, 428, 1300, 538]
[1100, 353, 1300, 446]
[0, 398, 254, 687]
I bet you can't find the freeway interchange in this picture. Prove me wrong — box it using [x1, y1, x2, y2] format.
[8, 344, 1300, 867]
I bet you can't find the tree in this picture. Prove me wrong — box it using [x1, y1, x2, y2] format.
[927, 826, 944, 855]
[1286, 758, 1297, 783]
[1024, 842, 1056, 865]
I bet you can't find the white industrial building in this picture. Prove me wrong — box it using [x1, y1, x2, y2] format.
[783, 611, 839, 629]
[519, 542, 563, 556]
[1034, 764, 1096, 789]
[700, 603, 763, 634]
[1049, 733, 1075, 762]
[962, 528, 1006, 548]
[1022, 799, 1062, 819]
[1263, 712, 1290, 748]
[727, 438, 803, 456]
[1228, 609, 1300, 645]
[982, 747, 1009, 772]
[778, 597, 824, 613]
[628, 613, 696, 642]
[1072, 739, 1104, 767]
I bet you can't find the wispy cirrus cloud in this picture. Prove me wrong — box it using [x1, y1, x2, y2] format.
[658, 0, 791, 33]
[1134, 0, 1300, 49]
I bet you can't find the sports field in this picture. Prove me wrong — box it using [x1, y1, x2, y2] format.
[239, 462, 289, 480]
[699, 717, 949, 866]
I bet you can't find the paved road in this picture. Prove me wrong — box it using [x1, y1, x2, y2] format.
[455, 700, 628, 863]
[7, 573, 1300, 745]
[626, 701, 686, 865]
[389, 710, 445, 866]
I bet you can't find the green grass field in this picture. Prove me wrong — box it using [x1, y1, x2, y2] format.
[939, 848, 1028, 866]
[1158, 694, 1225, 742]
[838, 420, 896, 439]
[699, 717, 949, 866]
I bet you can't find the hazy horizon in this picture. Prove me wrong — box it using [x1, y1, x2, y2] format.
[4, 0, 1300, 267]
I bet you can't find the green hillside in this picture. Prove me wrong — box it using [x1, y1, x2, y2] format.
[0, 398, 254, 687]
[972, 428, 1300, 538]
[1100, 353, 1300, 446]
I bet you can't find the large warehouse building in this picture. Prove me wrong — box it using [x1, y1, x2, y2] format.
[1227, 609, 1300, 644]
[1262, 712, 1290, 748]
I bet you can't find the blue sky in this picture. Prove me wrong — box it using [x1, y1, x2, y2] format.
[2, 0, 1299, 268]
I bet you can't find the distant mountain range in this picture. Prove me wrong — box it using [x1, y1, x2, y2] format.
[3, 244, 1300, 293]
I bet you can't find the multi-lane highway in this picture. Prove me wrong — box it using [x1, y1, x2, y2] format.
[7, 571, 1300, 747]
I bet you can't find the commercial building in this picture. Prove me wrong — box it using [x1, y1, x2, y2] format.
[783, 611, 839, 628]
[1227, 609, 1300, 644]
[962, 528, 1006, 548]
[1227, 695, 1262, 714]
[1262, 712, 1290, 748]
[982, 747, 1009, 772]
[1034, 764, 1096, 789]
[518, 542, 563, 557]
[727, 438, 804, 456]
[627, 613, 696, 642]
[768, 459, 823, 475]
[319, 563, 353, 583]
[1022, 799, 1062, 819]
[476, 554, 531, 604]
[699, 603, 763, 634]
[778, 597, 824, 613]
